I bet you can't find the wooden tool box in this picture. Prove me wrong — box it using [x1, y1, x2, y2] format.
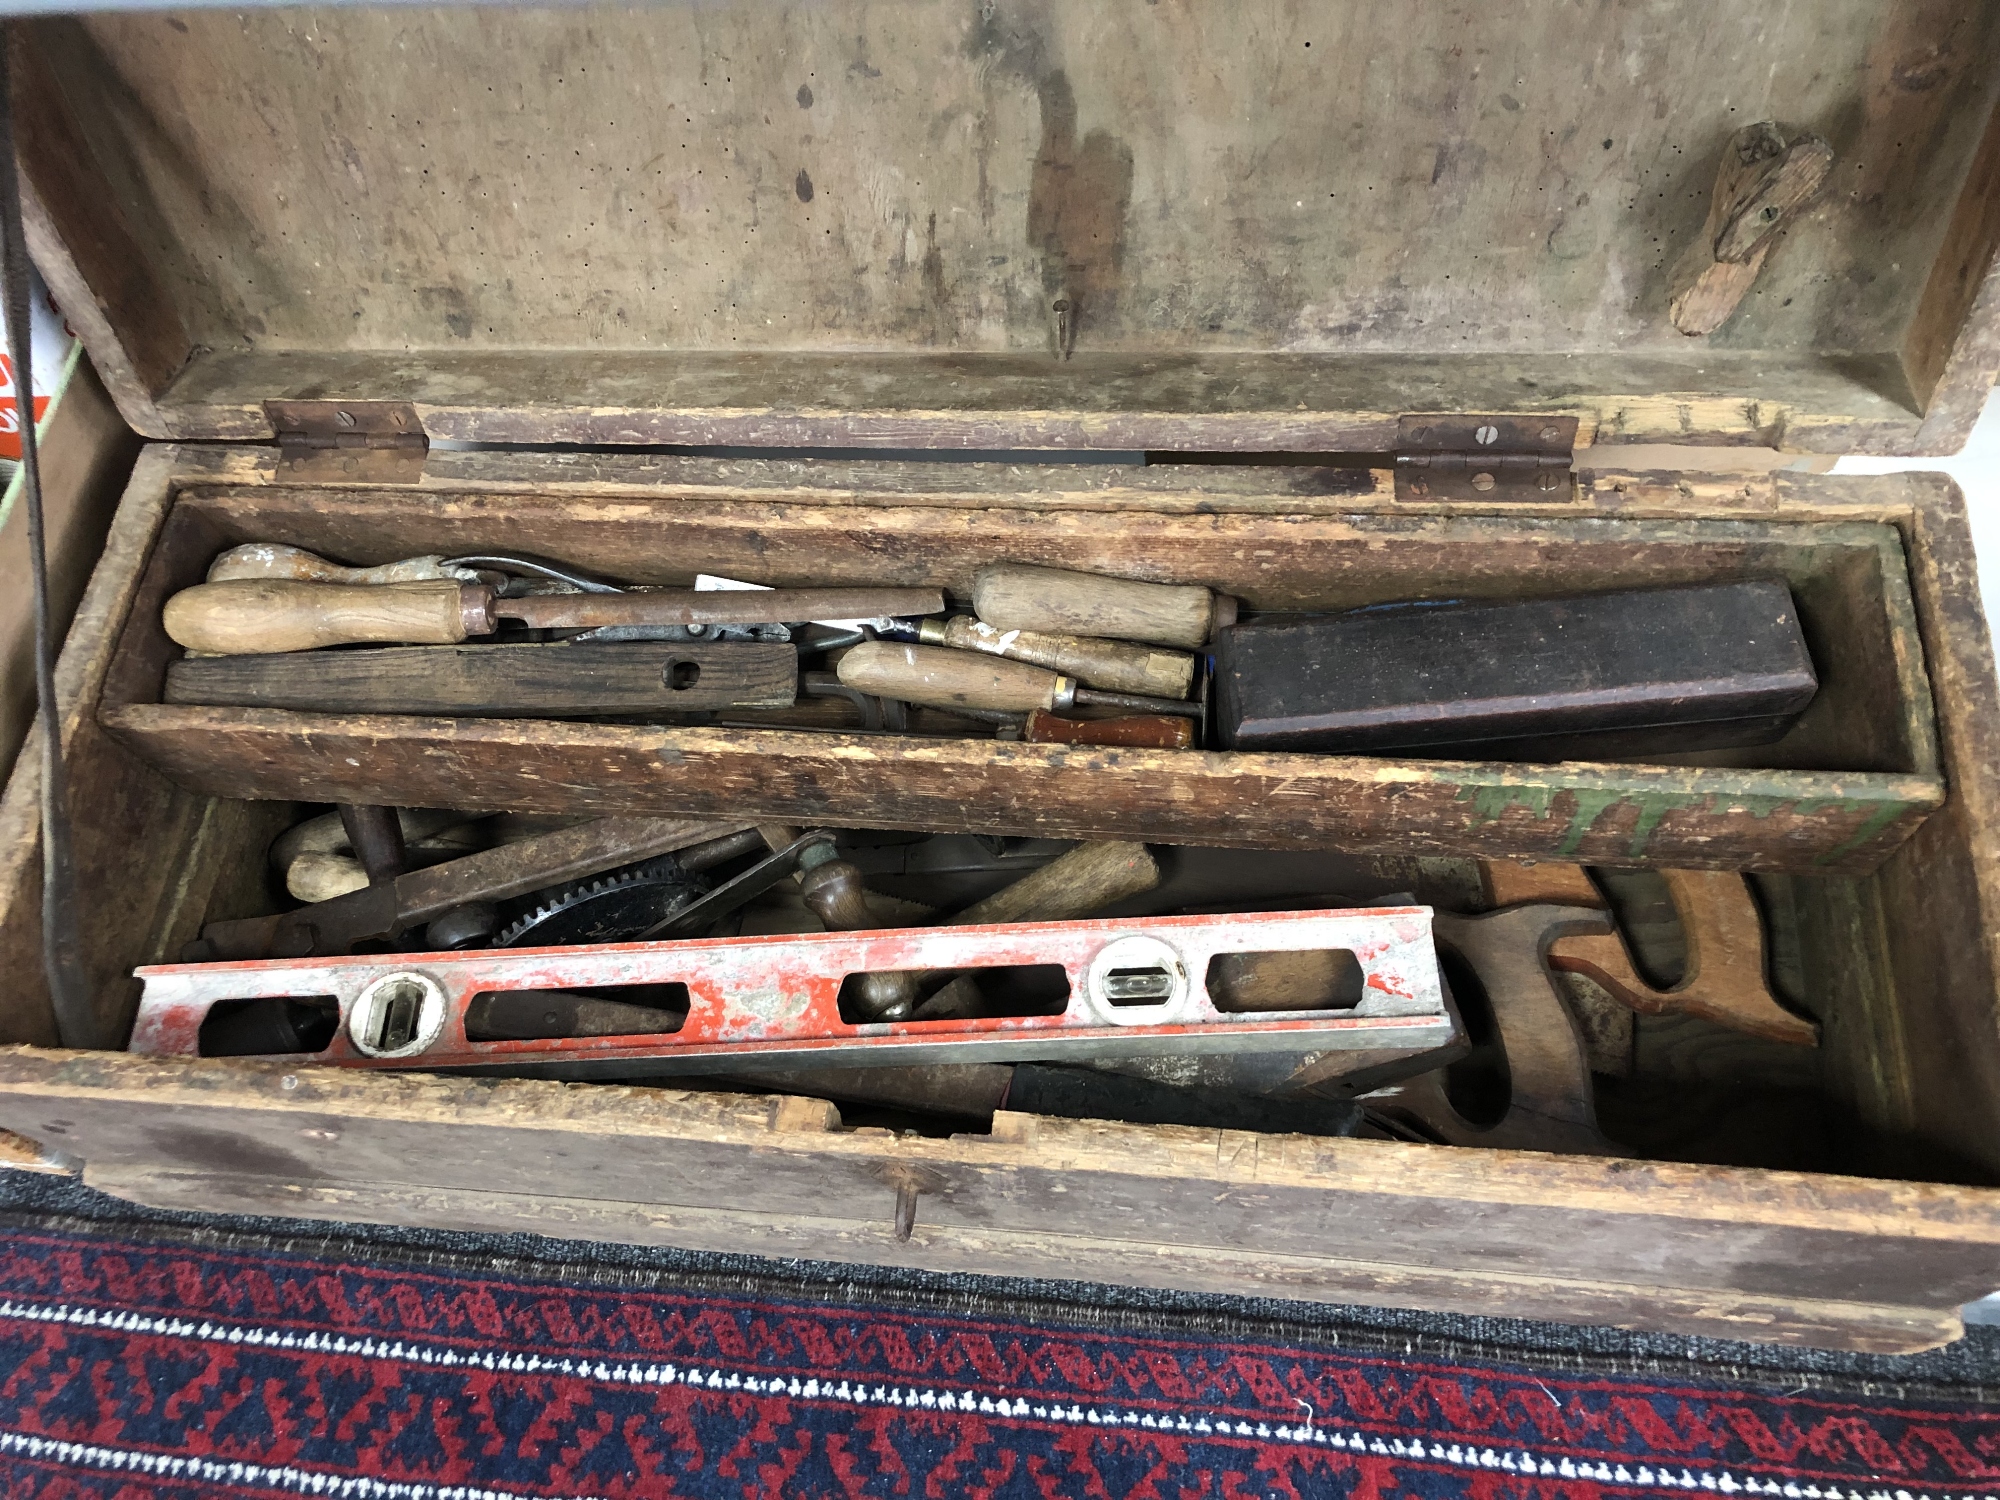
[3, 5, 2000, 1352]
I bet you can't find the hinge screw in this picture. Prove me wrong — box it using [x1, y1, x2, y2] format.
[1474, 424, 1499, 445]
[1471, 471, 1497, 492]
[1540, 425, 1562, 442]
[335, 409, 358, 428]
[1537, 470, 1564, 492]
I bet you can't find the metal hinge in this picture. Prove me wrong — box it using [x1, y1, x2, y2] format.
[1394, 414, 1577, 502]
[265, 400, 428, 484]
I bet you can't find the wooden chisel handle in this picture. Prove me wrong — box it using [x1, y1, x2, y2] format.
[920, 615, 1194, 698]
[973, 563, 1236, 650]
[837, 640, 1070, 713]
[206, 542, 471, 587]
[163, 579, 489, 654]
[166, 580, 947, 654]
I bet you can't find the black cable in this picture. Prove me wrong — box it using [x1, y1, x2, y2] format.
[0, 34, 94, 1047]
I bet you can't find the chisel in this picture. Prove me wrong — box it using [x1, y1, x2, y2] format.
[162, 578, 945, 655]
[836, 641, 1202, 718]
[916, 615, 1194, 697]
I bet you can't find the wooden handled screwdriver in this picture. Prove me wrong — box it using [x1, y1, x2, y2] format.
[837, 641, 1202, 718]
[163, 578, 946, 655]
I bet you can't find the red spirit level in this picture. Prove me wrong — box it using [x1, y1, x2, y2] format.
[129, 907, 1449, 1080]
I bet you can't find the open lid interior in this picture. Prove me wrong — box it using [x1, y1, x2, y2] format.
[18, 3, 2000, 455]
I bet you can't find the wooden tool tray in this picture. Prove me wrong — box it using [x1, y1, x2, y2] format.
[3, 5, 2000, 1354]
[93, 450, 1945, 874]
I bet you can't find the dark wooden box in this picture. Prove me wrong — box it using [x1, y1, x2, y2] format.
[4, 4, 2000, 1353]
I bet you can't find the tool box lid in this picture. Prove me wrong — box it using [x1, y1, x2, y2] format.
[17, 6, 2000, 457]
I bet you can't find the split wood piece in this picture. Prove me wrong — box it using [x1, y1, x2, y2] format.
[165, 641, 800, 716]
[1546, 868, 1820, 1047]
[1669, 121, 1834, 336]
[1479, 858, 1818, 1047]
[161, 578, 944, 655]
[972, 563, 1236, 650]
[918, 615, 1195, 698]
[1375, 905, 1626, 1157]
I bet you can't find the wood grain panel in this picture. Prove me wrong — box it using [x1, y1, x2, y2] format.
[2, 1049, 1996, 1351]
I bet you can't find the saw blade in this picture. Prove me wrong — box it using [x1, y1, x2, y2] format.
[494, 855, 710, 948]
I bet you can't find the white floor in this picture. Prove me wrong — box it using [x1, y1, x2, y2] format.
[1835, 389, 2000, 624]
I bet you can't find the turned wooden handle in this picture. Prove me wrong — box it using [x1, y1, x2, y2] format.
[162, 579, 488, 655]
[206, 543, 464, 586]
[924, 615, 1194, 698]
[837, 640, 1065, 712]
[972, 563, 1234, 650]
[954, 841, 1160, 926]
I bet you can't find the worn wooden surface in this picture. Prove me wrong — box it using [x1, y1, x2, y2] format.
[155, 481, 1940, 776]
[1548, 869, 1821, 1046]
[164, 640, 800, 717]
[1907, 72, 2000, 440]
[6, 454, 2000, 1345]
[13, 32, 187, 433]
[0, 447, 245, 1049]
[16, 5, 2000, 452]
[98, 703, 1941, 875]
[3, 1048, 1998, 1352]
[1387, 906, 1624, 1156]
[77, 456, 1949, 873]
[0, 358, 140, 781]
[1668, 123, 1835, 338]
[1871, 476, 2000, 1177]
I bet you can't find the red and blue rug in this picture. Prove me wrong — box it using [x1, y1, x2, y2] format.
[1, 1178, 1996, 1498]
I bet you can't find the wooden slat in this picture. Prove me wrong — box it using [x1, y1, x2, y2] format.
[164, 641, 800, 717]
[1871, 474, 2000, 1176]
[12, 30, 189, 433]
[0, 357, 140, 781]
[99, 705, 1943, 877]
[2, 1049, 1997, 1352]
[147, 348, 1928, 453]
[1907, 89, 2000, 451]
[0, 447, 213, 1045]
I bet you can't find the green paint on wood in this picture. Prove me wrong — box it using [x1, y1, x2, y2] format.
[1625, 796, 1675, 857]
[1455, 783, 1564, 827]
[1555, 789, 1630, 856]
[1452, 775, 1927, 865]
[1816, 800, 1913, 864]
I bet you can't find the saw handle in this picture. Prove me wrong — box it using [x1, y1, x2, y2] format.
[162, 579, 494, 655]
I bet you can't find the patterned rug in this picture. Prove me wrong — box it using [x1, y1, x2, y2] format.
[1, 1176, 1997, 1498]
